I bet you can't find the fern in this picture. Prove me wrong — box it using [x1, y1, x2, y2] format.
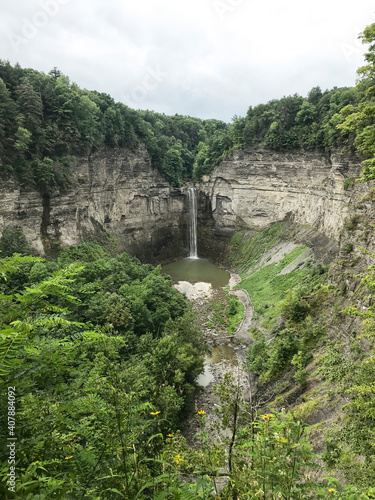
[179, 485, 200, 500]
[0, 326, 27, 375]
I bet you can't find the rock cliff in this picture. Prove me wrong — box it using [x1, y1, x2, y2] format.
[0, 146, 365, 263]
[197, 148, 364, 260]
[0, 146, 187, 263]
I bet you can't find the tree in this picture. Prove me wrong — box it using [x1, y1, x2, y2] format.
[338, 22, 375, 180]
[15, 79, 43, 136]
[0, 77, 18, 167]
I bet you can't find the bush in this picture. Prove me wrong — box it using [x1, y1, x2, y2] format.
[0, 227, 30, 256]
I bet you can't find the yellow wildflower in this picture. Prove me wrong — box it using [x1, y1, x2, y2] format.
[262, 414, 275, 421]
[328, 488, 335, 493]
[198, 410, 206, 415]
[173, 454, 184, 465]
[277, 437, 288, 443]
[150, 411, 161, 415]
[167, 434, 174, 437]
[65, 456, 73, 460]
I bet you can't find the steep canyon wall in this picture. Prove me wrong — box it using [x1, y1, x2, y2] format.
[198, 148, 364, 260]
[0, 146, 187, 263]
[0, 146, 365, 262]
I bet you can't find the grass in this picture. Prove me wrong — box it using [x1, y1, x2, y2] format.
[236, 245, 309, 326]
[209, 294, 245, 334]
[227, 295, 245, 334]
[230, 223, 284, 271]
[293, 395, 324, 421]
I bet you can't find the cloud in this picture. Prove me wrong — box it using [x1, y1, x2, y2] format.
[1, 0, 374, 121]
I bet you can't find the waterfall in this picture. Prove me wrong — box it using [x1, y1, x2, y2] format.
[187, 187, 198, 259]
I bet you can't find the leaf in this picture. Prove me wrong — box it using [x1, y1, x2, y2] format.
[99, 488, 126, 497]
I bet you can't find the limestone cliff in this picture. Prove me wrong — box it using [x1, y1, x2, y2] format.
[198, 148, 364, 259]
[0, 145, 366, 263]
[0, 146, 187, 263]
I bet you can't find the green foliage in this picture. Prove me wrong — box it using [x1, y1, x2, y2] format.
[0, 247, 207, 497]
[208, 293, 244, 334]
[248, 327, 300, 381]
[282, 289, 311, 323]
[238, 245, 311, 324]
[230, 224, 284, 271]
[344, 177, 356, 190]
[0, 57, 365, 186]
[0, 227, 31, 256]
[243, 86, 358, 152]
[14, 126, 31, 151]
[211, 376, 318, 499]
[0, 61, 230, 189]
[344, 248, 375, 338]
[338, 22, 375, 181]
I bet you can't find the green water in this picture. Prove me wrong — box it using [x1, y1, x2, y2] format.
[163, 258, 230, 288]
[163, 258, 236, 388]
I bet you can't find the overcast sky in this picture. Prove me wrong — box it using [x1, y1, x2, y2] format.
[1, 0, 375, 122]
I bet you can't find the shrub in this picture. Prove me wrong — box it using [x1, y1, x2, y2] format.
[0, 227, 30, 256]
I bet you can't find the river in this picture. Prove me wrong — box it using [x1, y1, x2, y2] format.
[163, 257, 254, 447]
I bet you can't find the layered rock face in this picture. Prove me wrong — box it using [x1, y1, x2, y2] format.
[198, 148, 363, 259]
[0, 146, 187, 263]
[0, 146, 365, 263]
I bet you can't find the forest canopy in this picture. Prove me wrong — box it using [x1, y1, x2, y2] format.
[0, 58, 371, 189]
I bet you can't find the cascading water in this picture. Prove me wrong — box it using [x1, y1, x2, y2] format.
[187, 187, 198, 259]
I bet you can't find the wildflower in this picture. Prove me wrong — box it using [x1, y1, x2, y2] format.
[262, 414, 275, 421]
[173, 454, 184, 465]
[65, 456, 73, 460]
[328, 488, 335, 493]
[198, 410, 206, 415]
[277, 437, 288, 443]
[167, 434, 174, 438]
[150, 411, 161, 415]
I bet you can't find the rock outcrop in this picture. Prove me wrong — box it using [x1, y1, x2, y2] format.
[198, 148, 363, 259]
[0, 146, 365, 263]
[0, 146, 187, 263]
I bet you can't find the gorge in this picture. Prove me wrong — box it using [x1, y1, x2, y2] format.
[0, 146, 365, 262]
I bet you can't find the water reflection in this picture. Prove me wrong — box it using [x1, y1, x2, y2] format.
[207, 345, 238, 366]
[163, 258, 229, 289]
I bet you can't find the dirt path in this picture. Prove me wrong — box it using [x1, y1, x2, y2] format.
[229, 274, 253, 345]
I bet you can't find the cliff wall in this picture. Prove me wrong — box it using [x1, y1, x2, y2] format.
[0, 146, 365, 263]
[198, 148, 364, 260]
[0, 146, 187, 263]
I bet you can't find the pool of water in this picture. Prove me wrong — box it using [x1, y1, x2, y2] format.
[207, 345, 238, 365]
[163, 258, 230, 289]
[163, 257, 236, 388]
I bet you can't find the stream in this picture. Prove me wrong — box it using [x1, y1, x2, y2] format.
[163, 257, 254, 444]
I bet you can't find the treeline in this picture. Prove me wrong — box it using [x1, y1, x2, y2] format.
[0, 60, 228, 189]
[0, 59, 369, 191]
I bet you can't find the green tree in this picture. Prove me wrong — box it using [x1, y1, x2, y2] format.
[338, 22, 375, 180]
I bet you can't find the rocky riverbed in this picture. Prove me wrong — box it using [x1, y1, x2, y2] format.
[179, 273, 256, 446]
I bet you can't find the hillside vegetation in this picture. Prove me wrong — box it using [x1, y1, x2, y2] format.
[0, 49, 369, 191]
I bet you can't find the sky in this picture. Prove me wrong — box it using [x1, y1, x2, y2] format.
[1, 0, 375, 122]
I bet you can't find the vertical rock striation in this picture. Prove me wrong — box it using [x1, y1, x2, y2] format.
[0, 146, 187, 263]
